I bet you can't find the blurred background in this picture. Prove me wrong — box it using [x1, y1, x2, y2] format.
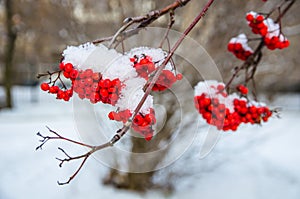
[0, 0, 300, 199]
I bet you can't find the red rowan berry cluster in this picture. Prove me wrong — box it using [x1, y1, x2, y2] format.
[264, 34, 289, 50]
[39, 44, 183, 140]
[246, 12, 268, 36]
[70, 66, 122, 106]
[108, 108, 155, 140]
[236, 84, 248, 95]
[39, 69, 73, 102]
[130, 54, 156, 79]
[130, 53, 182, 91]
[152, 70, 183, 91]
[227, 34, 253, 60]
[194, 81, 272, 131]
[228, 10, 289, 59]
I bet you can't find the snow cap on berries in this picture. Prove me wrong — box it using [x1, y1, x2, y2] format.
[62, 43, 121, 71]
[127, 47, 173, 71]
[102, 55, 138, 82]
[116, 77, 153, 115]
[229, 34, 253, 53]
[194, 80, 244, 112]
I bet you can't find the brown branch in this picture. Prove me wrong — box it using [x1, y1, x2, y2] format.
[159, 10, 175, 48]
[92, 0, 192, 46]
[55, 140, 113, 185]
[36, 126, 113, 185]
[36, 126, 94, 150]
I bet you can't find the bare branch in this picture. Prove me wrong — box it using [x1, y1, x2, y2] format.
[159, 10, 175, 48]
[92, 0, 192, 46]
[36, 127, 94, 151]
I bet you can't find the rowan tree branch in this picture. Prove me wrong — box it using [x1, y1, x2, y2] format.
[92, 0, 192, 47]
[37, 0, 215, 185]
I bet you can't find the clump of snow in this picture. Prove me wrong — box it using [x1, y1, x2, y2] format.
[229, 33, 253, 53]
[248, 100, 266, 107]
[62, 42, 97, 69]
[264, 18, 287, 41]
[194, 80, 246, 112]
[127, 46, 174, 72]
[116, 78, 153, 114]
[102, 55, 137, 82]
[62, 43, 122, 71]
[127, 47, 167, 63]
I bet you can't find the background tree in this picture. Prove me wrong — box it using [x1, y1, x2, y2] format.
[3, 0, 17, 108]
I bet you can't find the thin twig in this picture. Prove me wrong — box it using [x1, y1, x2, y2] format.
[36, 126, 94, 150]
[92, 0, 192, 46]
[159, 10, 175, 48]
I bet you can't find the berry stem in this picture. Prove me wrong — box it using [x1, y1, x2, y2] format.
[92, 0, 192, 46]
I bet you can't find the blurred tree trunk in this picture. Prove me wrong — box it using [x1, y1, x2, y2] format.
[103, 96, 179, 191]
[4, 0, 17, 108]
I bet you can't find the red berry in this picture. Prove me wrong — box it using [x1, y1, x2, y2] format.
[108, 112, 115, 120]
[99, 89, 109, 98]
[59, 62, 65, 70]
[70, 69, 79, 79]
[237, 84, 248, 95]
[63, 71, 70, 79]
[64, 63, 73, 72]
[176, 73, 183, 80]
[84, 69, 93, 77]
[49, 86, 59, 94]
[40, 83, 49, 91]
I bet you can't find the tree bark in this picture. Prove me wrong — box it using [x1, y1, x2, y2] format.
[4, 0, 17, 108]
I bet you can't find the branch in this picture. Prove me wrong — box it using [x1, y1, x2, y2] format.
[55, 141, 112, 185]
[37, 0, 215, 185]
[92, 0, 192, 47]
[36, 126, 94, 150]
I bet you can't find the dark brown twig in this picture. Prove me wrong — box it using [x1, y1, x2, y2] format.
[36, 126, 94, 150]
[92, 0, 192, 47]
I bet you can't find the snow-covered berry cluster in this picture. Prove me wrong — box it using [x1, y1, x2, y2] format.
[262, 18, 289, 50]
[194, 81, 272, 131]
[40, 43, 182, 140]
[246, 11, 289, 50]
[129, 52, 182, 91]
[228, 11, 289, 59]
[227, 34, 253, 60]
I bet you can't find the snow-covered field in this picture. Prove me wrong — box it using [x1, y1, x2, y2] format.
[1, 86, 300, 199]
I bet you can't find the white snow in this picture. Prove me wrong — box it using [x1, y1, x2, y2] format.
[229, 33, 253, 53]
[1, 86, 300, 199]
[194, 80, 245, 112]
[62, 43, 122, 71]
[116, 78, 153, 114]
[126, 46, 174, 71]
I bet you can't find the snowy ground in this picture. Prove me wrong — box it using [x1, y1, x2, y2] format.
[0, 86, 300, 199]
